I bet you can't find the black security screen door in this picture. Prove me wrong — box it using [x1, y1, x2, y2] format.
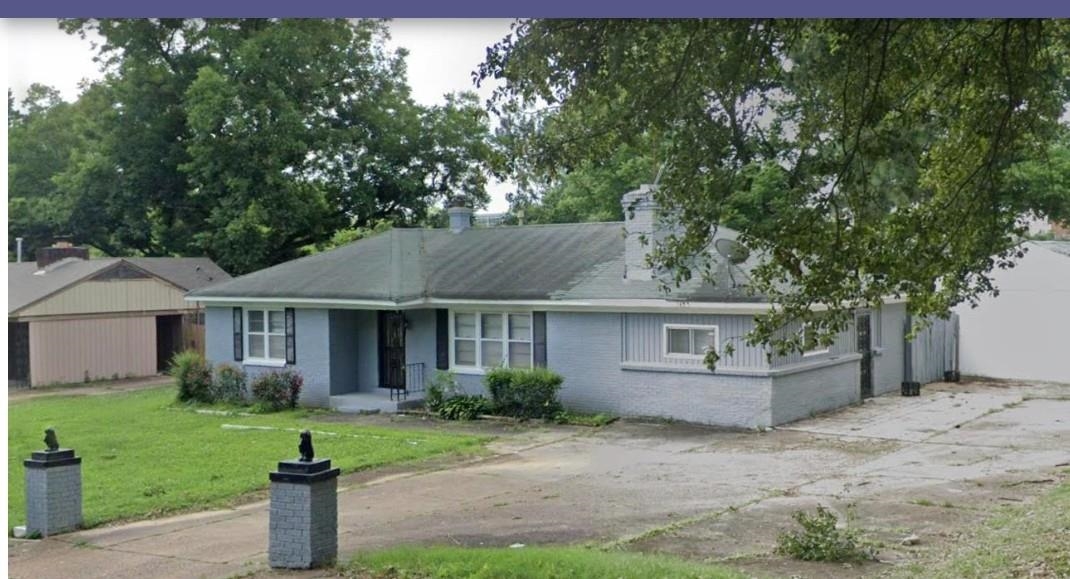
[378, 311, 406, 389]
[857, 313, 874, 398]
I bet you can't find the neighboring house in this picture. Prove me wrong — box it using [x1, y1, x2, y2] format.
[955, 241, 1070, 384]
[8, 242, 231, 387]
[188, 187, 954, 428]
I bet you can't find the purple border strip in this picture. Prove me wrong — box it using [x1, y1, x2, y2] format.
[2, 1, 1069, 18]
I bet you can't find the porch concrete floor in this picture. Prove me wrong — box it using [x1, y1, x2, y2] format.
[329, 391, 424, 414]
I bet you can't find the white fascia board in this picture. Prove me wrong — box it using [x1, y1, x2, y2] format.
[186, 295, 774, 314]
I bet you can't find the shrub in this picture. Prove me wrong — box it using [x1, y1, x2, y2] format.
[775, 506, 875, 562]
[484, 367, 563, 419]
[437, 395, 490, 421]
[170, 350, 214, 403]
[425, 370, 462, 414]
[213, 364, 247, 404]
[250, 369, 303, 411]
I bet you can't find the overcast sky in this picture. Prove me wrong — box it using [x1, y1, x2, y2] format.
[3, 18, 516, 212]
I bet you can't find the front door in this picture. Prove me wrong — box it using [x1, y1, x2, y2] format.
[378, 311, 406, 389]
[857, 313, 874, 399]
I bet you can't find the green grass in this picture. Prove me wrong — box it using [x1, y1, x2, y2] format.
[8, 386, 485, 530]
[553, 411, 618, 427]
[900, 479, 1070, 578]
[347, 546, 744, 578]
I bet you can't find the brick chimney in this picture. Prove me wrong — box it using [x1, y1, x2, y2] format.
[447, 195, 473, 233]
[622, 184, 662, 280]
[36, 239, 90, 269]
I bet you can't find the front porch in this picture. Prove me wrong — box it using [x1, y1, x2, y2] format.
[330, 362, 428, 414]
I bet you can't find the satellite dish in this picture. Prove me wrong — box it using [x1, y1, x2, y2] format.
[714, 238, 750, 265]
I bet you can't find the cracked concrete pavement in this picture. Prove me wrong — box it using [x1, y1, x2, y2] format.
[9, 380, 1070, 579]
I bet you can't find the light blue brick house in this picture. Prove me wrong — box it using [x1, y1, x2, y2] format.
[187, 187, 951, 428]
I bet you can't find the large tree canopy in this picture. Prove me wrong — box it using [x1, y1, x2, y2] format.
[480, 19, 1070, 357]
[8, 19, 492, 274]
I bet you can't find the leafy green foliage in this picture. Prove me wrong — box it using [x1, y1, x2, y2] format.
[424, 370, 488, 420]
[484, 367, 564, 419]
[775, 506, 875, 562]
[170, 350, 214, 403]
[212, 364, 248, 404]
[481, 19, 1070, 355]
[9, 19, 493, 274]
[437, 395, 491, 421]
[250, 369, 303, 412]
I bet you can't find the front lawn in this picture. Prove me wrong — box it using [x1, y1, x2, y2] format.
[347, 546, 744, 579]
[8, 386, 485, 530]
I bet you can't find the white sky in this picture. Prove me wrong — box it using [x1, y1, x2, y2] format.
[2, 18, 516, 212]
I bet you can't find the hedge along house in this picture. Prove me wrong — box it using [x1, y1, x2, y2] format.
[188, 187, 956, 428]
[8, 242, 231, 387]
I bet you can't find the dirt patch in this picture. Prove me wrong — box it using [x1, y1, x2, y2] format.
[8, 376, 173, 402]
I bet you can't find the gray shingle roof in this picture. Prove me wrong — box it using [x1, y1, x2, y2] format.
[9, 256, 231, 314]
[188, 223, 765, 304]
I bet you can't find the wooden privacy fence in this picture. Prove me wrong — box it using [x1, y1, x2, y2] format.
[905, 313, 959, 385]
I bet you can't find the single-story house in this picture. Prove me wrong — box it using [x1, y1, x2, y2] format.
[187, 186, 954, 428]
[954, 240, 1070, 384]
[8, 243, 230, 387]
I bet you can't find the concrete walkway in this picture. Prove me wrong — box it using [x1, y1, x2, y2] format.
[9, 380, 1070, 579]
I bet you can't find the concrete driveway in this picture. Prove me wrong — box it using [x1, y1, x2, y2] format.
[9, 380, 1070, 579]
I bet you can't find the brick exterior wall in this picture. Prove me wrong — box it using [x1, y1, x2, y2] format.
[206, 307, 333, 407]
[547, 312, 773, 428]
[269, 478, 338, 569]
[25, 463, 82, 536]
[770, 357, 862, 425]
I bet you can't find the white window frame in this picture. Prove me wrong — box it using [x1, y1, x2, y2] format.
[449, 311, 533, 373]
[801, 322, 830, 357]
[245, 308, 287, 366]
[662, 324, 719, 360]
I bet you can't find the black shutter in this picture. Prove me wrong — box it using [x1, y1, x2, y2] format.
[436, 309, 450, 370]
[377, 311, 386, 387]
[232, 307, 243, 361]
[285, 308, 296, 365]
[533, 311, 547, 367]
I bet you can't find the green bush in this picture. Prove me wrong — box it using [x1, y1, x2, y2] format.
[775, 506, 875, 562]
[425, 370, 462, 414]
[170, 350, 214, 403]
[250, 369, 303, 411]
[484, 367, 563, 419]
[213, 364, 247, 404]
[438, 395, 490, 421]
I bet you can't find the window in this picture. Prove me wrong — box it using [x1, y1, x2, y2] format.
[246, 309, 287, 363]
[451, 312, 532, 369]
[801, 322, 830, 356]
[663, 324, 718, 359]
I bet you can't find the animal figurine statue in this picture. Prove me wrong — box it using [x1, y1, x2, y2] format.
[298, 430, 314, 462]
[44, 428, 59, 452]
